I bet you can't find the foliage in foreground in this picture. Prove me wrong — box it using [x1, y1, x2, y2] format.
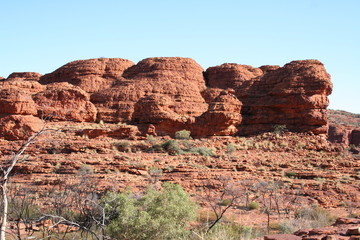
[278, 204, 335, 234]
[104, 182, 197, 240]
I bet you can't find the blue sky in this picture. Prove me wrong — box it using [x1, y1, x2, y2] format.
[1, 0, 359, 113]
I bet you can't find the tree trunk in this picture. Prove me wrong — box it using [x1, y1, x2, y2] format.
[1, 180, 8, 240]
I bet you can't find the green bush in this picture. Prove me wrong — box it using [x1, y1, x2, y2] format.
[196, 222, 262, 240]
[278, 205, 335, 233]
[114, 141, 131, 152]
[175, 130, 192, 140]
[273, 125, 287, 135]
[284, 172, 297, 178]
[225, 143, 237, 154]
[162, 140, 183, 155]
[248, 201, 259, 210]
[104, 183, 197, 240]
[77, 164, 94, 175]
[220, 199, 232, 206]
[189, 147, 214, 156]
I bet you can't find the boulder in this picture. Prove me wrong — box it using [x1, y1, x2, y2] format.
[33, 82, 97, 122]
[7, 72, 42, 81]
[0, 88, 37, 115]
[39, 58, 135, 93]
[0, 114, 43, 140]
[206, 63, 263, 89]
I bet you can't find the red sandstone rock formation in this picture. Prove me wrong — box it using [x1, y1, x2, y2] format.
[92, 57, 208, 125]
[6, 72, 42, 81]
[206, 60, 332, 135]
[206, 63, 263, 89]
[0, 88, 37, 115]
[33, 82, 97, 122]
[0, 57, 333, 139]
[39, 58, 134, 93]
[328, 124, 360, 147]
[0, 80, 46, 94]
[192, 90, 242, 137]
[0, 84, 44, 140]
[0, 114, 43, 140]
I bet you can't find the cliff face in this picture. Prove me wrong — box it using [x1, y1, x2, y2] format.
[206, 60, 332, 135]
[0, 57, 333, 139]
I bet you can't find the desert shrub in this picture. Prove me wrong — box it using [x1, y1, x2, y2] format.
[77, 164, 94, 175]
[194, 222, 262, 240]
[175, 129, 192, 140]
[220, 198, 232, 206]
[190, 147, 215, 157]
[295, 204, 335, 225]
[225, 143, 237, 154]
[273, 125, 287, 135]
[162, 140, 183, 155]
[278, 205, 335, 233]
[146, 135, 157, 145]
[248, 201, 259, 210]
[284, 171, 297, 178]
[114, 141, 131, 152]
[104, 183, 197, 240]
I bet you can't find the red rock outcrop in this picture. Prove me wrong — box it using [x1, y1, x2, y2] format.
[39, 58, 135, 93]
[350, 129, 360, 146]
[79, 124, 140, 139]
[0, 114, 43, 140]
[328, 124, 360, 147]
[207, 60, 332, 135]
[0, 80, 46, 94]
[328, 124, 352, 145]
[7, 72, 42, 81]
[205, 63, 263, 89]
[1, 57, 332, 139]
[191, 90, 242, 137]
[259, 65, 280, 73]
[0, 88, 37, 115]
[91, 57, 208, 125]
[33, 82, 97, 122]
[264, 218, 360, 240]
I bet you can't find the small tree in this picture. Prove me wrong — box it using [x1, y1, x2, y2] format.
[203, 177, 243, 233]
[0, 126, 52, 240]
[104, 183, 197, 240]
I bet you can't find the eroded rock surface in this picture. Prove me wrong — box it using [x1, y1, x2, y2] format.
[207, 60, 332, 135]
[1, 57, 333, 139]
[0, 114, 43, 140]
[92, 57, 208, 127]
[0, 88, 37, 115]
[39, 58, 135, 93]
[33, 82, 97, 122]
[7, 72, 42, 81]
